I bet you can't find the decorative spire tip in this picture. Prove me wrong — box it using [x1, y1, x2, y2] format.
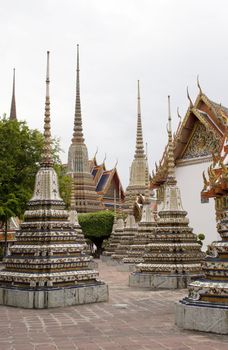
[187, 86, 193, 107]
[197, 75, 202, 94]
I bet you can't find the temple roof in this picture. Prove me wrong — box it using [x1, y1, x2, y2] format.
[89, 156, 125, 199]
[151, 88, 228, 188]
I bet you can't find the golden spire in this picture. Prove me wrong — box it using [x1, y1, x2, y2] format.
[177, 107, 182, 122]
[114, 158, 118, 169]
[9, 68, 17, 120]
[134, 80, 145, 159]
[197, 75, 203, 95]
[72, 44, 84, 143]
[187, 86, 193, 108]
[167, 95, 176, 181]
[41, 51, 53, 167]
[93, 147, 98, 161]
[102, 153, 107, 165]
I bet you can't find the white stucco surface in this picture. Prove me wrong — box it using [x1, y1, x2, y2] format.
[175, 161, 219, 250]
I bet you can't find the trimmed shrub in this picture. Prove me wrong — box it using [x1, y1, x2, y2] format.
[78, 210, 114, 257]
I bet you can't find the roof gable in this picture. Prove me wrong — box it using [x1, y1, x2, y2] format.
[151, 90, 228, 187]
[174, 92, 226, 161]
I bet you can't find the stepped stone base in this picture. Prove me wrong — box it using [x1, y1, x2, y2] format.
[129, 273, 202, 289]
[0, 283, 108, 309]
[88, 260, 99, 269]
[175, 300, 228, 334]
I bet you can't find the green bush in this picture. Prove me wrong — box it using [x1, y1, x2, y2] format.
[197, 233, 205, 247]
[78, 210, 114, 257]
[197, 233, 205, 241]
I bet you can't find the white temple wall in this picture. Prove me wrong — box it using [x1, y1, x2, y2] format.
[175, 161, 219, 251]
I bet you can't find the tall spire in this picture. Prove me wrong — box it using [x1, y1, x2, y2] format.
[134, 80, 145, 159]
[9, 68, 17, 120]
[41, 51, 53, 167]
[72, 44, 84, 143]
[167, 96, 176, 181]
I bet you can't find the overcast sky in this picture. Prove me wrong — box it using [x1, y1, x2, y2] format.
[1, 0, 228, 188]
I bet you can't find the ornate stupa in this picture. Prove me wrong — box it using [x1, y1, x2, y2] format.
[102, 217, 125, 264]
[101, 190, 118, 260]
[67, 45, 103, 213]
[111, 196, 138, 266]
[176, 135, 228, 334]
[124, 81, 148, 212]
[130, 96, 204, 288]
[0, 52, 108, 309]
[10, 68, 17, 120]
[122, 165, 157, 269]
[101, 193, 125, 262]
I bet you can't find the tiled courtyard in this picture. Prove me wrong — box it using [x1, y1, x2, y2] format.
[0, 261, 228, 350]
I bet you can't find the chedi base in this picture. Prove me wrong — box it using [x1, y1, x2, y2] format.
[0, 282, 108, 309]
[175, 300, 228, 335]
[129, 272, 202, 289]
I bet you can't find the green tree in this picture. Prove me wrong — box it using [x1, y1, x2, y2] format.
[54, 164, 72, 208]
[0, 117, 70, 253]
[197, 233, 205, 247]
[78, 211, 114, 257]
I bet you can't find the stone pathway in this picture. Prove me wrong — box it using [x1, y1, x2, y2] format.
[0, 260, 228, 350]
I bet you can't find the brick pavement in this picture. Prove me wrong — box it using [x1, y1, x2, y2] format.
[0, 260, 228, 350]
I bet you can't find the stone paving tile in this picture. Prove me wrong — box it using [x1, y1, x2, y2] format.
[0, 260, 228, 350]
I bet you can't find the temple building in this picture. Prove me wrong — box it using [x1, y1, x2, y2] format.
[0, 51, 108, 308]
[101, 213, 125, 262]
[130, 96, 204, 289]
[67, 45, 103, 213]
[152, 82, 227, 250]
[176, 135, 228, 334]
[124, 81, 148, 214]
[89, 156, 125, 210]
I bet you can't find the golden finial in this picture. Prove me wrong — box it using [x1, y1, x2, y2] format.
[208, 164, 217, 185]
[202, 171, 209, 191]
[177, 107, 182, 122]
[155, 162, 158, 172]
[187, 86, 194, 108]
[93, 147, 98, 160]
[114, 158, 118, 169]
[197, 75, 203, 95]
